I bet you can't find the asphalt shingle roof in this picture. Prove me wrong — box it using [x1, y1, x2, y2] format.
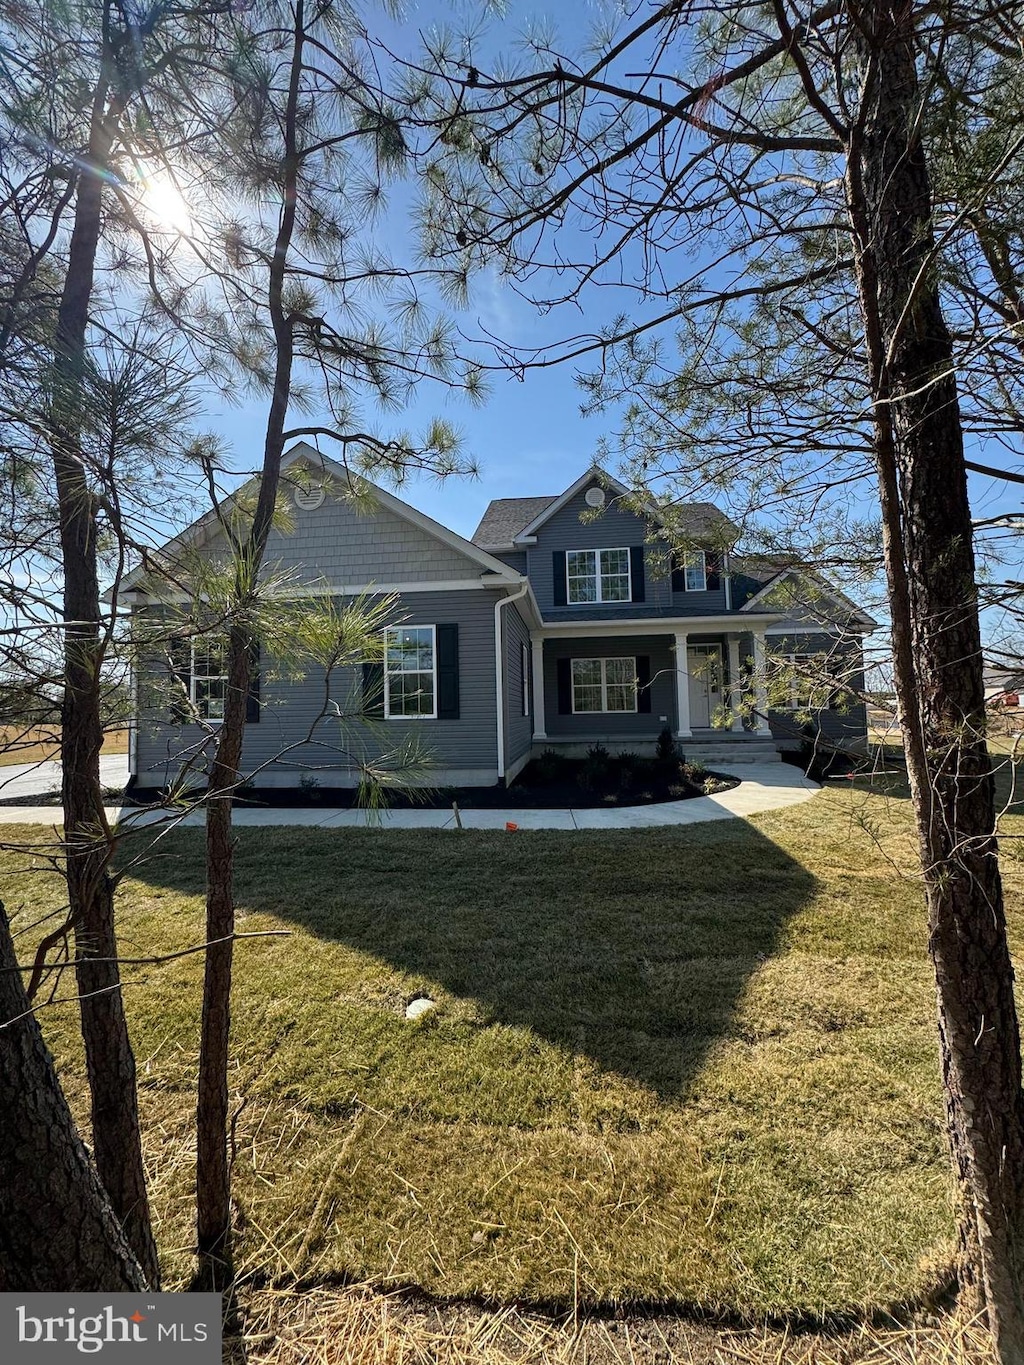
[471, 496, 558, 547]
[472, 493, 741, 549]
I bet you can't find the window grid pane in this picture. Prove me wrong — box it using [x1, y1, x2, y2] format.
[567, 550, 597, 604]
[571, 657, 637, 713]
[599, 549, 630, 602]
[566, 548, 631, 603]
[191, 640, 228, 722]
[385, 627, 436, 718]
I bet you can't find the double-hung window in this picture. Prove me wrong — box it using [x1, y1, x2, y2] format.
[566, 548, 631, 604]
[684, 551, 707, 592]
[782, 653, 816, 710]
[191, 641, 228, 721]
[571, 657, 637, 713]
[384, 625, 437, 719]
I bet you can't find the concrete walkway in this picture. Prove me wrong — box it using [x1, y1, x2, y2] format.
[0, 763, 818, 830]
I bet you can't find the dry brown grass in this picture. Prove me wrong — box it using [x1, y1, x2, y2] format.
[0, 724, 129, 765]
[235, 1287, 996, 1365]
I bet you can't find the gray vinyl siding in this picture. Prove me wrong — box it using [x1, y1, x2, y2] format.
[765, 630, 868, 749]
[529, 483, 738, 621]
[529, 484, 671, 619]
[491, 550, 528, 574]
[670, 583, 729, 615]
[502, 603, 533, 766]
[543, 636, 676, 738]
[134, 589, 500, 786]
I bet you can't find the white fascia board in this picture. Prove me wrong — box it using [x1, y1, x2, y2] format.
[123, 577, 522, 605]
[513, 467, 633, 541]
[539, 613, 783, 638]
[505, 579, 544, 631]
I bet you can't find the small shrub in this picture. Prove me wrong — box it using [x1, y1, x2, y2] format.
[581, 743, 611, 792]
[299, 773, 322, 802]
[655, 726, 677, 761]
[616, 751, 640, 793]
[534, 748, 566, 783]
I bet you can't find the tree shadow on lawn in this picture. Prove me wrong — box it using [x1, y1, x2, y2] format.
[130, 821, 818, 1102]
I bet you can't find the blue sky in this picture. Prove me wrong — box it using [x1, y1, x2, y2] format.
[194, 0, 1019, 640]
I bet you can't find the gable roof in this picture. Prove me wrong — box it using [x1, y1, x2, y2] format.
[738, 563, 877, 631]
[121, 442, 522, 595]
[472, 467, 740, 550]
[512, 468, 632, 542]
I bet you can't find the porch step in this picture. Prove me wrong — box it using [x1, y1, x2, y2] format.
[682, 740, 781, 766]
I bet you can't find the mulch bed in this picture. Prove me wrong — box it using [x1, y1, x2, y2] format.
[119, 755, 740, 811]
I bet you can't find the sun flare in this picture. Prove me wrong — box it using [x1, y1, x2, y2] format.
[138, 172, 192, 235]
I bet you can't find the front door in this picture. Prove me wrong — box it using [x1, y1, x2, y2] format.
[687, 644, 724, 728]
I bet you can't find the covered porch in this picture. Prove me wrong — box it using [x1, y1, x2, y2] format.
[529, 619, 778, 753]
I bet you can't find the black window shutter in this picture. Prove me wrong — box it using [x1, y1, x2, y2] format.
[437, 624, 460, 719]
[552, 550, 567, 606]
[168, 634, 191, 722]
[246, 639, 261, 724]
[362, 660, 385, 718]
[630, 546, 645, 602]
[636, 656, 652, 713]
[671, 553, 686, 593]
[556, 657, 572, 714]
[706, 552, 722, 592]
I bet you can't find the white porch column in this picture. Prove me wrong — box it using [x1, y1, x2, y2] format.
[751, 629, 771, 734]
[673, 631, 692, 738]
[727, 633, 745, 732]
[531, 636, 547, 740]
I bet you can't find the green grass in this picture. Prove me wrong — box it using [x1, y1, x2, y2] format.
[8, 770, 1024, 1320]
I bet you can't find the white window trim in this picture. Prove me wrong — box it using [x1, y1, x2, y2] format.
[384, 624, 438, 720]
[571, 656, 639, 714]
[566, 547, 632, 605]
[684, 551, 707, 593]
[521, 640, 530, 717]
[782, 652, 816, 710]
[190, 640, 227, 723]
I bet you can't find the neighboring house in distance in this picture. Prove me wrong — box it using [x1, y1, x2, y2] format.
[123, 443, 875, 792]
[984, 664, 1024, 709]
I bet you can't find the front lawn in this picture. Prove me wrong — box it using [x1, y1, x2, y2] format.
[10, 775, 1024, 1320]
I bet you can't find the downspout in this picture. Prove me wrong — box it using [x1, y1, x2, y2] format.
[128, 604, 138, 783]
[494, 580, 531, 784]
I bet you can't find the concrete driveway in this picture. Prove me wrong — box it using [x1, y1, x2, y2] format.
[0, 754, 129, 801]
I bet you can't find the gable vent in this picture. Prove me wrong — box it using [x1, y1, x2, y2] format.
[585, 486, 606, 508]
[293, 484, 325, 511]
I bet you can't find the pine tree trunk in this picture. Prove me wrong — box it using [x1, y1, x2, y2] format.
[193, 0, 302, 1294]
[846, 4, 1024, 1355]
[51, 73, 159, 1287]
[0, 905, 147, 1291]
[194, 628, 250, 1293]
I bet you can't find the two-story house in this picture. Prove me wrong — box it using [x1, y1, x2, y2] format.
[124, 443, 873, 792]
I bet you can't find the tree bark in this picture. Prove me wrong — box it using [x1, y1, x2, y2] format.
[845, 4, 1024, 1355]
[51, 41, 159, 1286]
[0, 905, 147, 1291]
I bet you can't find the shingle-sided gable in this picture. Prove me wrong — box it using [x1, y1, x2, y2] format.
[122, 444, 519, 596]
